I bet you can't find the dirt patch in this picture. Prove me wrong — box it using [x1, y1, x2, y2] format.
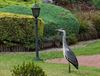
[46, 55, 100, 68]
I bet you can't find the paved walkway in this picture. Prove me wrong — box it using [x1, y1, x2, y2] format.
[45, 39, 100, 68]
[46, 55, 100, 68]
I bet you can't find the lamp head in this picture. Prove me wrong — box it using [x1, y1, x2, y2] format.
[31, 3, 40, 18]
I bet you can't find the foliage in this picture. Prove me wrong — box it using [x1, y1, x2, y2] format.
[77, 16, 98, 41]
[78, 18, 89, 34]
[12, 62, 46, 76]
[0, 0, 24, 8]
[68, 34, 78, 44]
[0, 3, 79, 45]
[40, 4, 79, 41]
[92, 0, 100, 9]
[52, 0, 68, 4]
[0, 4, 79, 36]
[0, 0, 41, 8]
[17, 0, 32, 2]
[91, 14, 100, 37]
[0, 5, 31, 15]
[0, 12, 44, 48]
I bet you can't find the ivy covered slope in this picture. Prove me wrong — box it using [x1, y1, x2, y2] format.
[40, 4, 79, 38]
[0, 3, 79, 37]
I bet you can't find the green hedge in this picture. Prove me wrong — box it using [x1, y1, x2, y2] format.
[0, 0, 41, 8]
[12, 62, 46, 76]
[0, 4, 80, 44]
[0, 12, 44, 49]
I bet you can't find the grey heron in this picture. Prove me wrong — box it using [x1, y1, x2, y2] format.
[56, 29, 79, 73]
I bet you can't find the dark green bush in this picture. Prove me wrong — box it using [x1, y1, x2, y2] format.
[78, 17, 98, 41]
[0, 4, 79, 36]
[40, 4, 79, 44]
[0, 3, 80, 48]
[12, 62, 46, 76]
[91, 14, 100, 37]
[68, 34, 78, 44]
[0, 12, 44, 49]
[92, 0, 100, 9]
[78, 18, 89, 34]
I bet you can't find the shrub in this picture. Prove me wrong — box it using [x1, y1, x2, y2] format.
[92, 0, 100, 9]
[78, 17, 98, 41]
[0, 4, 79, 36]
[68, 34, 78, 44]
[12, 62, 46, 76]
[0, 0, 41, 8]
[40, 4, 79, 44]
[0, 4, 79, 37]
[0, 12, 44, 49]
[91, 14, 100, 37]
[0, 3, 79, 48]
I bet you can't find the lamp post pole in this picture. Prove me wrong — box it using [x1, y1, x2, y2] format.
[35, 17, 39, 60]
[31, 3, 41, 60]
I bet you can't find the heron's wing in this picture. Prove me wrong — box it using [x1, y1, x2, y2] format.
[65, 48, 79, 69]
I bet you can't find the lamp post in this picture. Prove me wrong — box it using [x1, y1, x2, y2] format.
[31, 3, 40, 60]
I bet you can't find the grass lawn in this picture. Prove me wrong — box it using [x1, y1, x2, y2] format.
[0, 39, 100, 76]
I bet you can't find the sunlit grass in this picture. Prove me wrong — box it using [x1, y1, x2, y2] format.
[0, 58, 100, 76]
[0, 39, 100, 76]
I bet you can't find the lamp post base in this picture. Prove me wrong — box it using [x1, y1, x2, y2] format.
[34, 57, 43, 61]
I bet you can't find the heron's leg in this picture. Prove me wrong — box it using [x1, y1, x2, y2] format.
[68, 62, 71, 73]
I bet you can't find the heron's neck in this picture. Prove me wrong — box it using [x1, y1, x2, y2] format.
[62, 31, 67, 46]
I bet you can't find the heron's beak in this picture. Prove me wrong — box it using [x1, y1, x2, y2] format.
[55, 29, 59, 31]
[56, 28, 64, 31]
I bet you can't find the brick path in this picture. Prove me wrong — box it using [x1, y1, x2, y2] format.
[46, 55, 100, 68]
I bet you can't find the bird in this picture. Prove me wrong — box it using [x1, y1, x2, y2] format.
[56, 28, 79, 73]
